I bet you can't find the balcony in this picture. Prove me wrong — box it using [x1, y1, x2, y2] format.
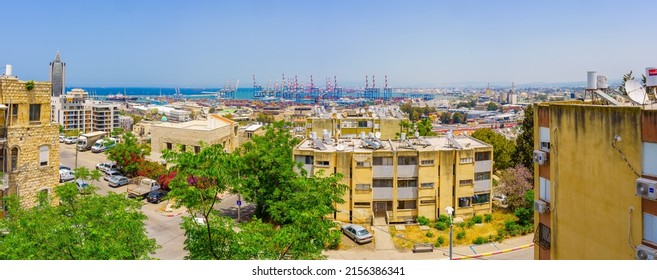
[474, 179, 491, 192]
[372, 166, 393, 178]
[373, 187, 393, 200]
[474, 160, 492, 173]
[397, 187, 418, 199]
[397, 165, 418, 178]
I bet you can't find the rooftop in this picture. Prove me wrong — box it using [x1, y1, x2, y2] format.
[295, 134, 490, 153]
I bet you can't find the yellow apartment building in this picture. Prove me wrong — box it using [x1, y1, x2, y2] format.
[533, 101, 657, 259]
[293, 132, 493, 224]
[150, 114, 238, 157]
[0, 67, 60, 212]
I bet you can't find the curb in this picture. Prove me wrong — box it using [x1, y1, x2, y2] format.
[452, 243, 534, 260]
[163, 211, 187, 217]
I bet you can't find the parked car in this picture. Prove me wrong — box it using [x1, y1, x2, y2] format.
[103, 169, 123, 181]
[96, 162, 119, 174]
[59, 135, 66, 143]
[64, 136, 78, 144]
[59, 164, 71, 171]
[107, 175, 129, 188]
[341, 224, 373, 244]
[75, 179, 90, 192]
[492, 194, 508, 208]
[146, 190, 168, 204]
[59, 169, 75, 183]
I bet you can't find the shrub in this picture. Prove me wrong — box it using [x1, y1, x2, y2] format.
[25, 80, 35, 90]
[458, 222, 466, 229]
[466, 220, 475, 228]
[473, 236, 487, 245]
[504, 220, 522, 236]
[434, 222, 447, 231]
[425, 231, 434, 238]
[472, 215, 483, 224]
[435, 236, 445, 247]
[484, 213, 493, 223]
[456, 231, 466, 240]
[496, 229, 506, 242]
[438, 214, 451, 225]
[417, 216, 430, 226]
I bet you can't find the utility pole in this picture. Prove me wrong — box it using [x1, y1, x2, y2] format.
[237, 193, 242, 223]
[445, 206, 454, 260]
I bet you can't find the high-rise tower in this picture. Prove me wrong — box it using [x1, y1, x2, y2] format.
[49, 51, 66, 97]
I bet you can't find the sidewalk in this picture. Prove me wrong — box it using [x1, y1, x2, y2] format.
[324, 233, 534, 260]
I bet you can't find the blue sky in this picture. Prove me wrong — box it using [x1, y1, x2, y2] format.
[0, 0, 655, 87]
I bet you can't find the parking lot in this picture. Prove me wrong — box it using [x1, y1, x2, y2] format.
[59, 142, 186, 259]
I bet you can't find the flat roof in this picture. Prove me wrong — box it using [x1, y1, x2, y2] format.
[295, 135, 491, 153]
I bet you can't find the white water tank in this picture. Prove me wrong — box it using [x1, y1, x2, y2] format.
[647, 67, 657, 87]
[587, 71, 597, 90]
[5, 65, 12, 76]
[597, 75, 608, 89]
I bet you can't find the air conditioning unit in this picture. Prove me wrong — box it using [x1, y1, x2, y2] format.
[533, 150, 548, 165]
[534, 199, 550, 214]
[636, 244, 657, 260]
[636, 178, 657, 200]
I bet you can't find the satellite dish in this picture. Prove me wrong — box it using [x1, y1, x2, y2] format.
[336, 144, 345, 151]
[626, 80, 649, 105]
[375, 132, 382, 139]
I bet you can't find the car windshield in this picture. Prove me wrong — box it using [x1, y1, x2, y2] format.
[356, 229, 369, 236]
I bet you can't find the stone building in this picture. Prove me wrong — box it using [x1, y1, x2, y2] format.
[150, 114, 238, 159]
[0, 66, 60, 212]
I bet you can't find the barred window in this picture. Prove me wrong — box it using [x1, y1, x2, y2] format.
[420, 159, 434, 165]
[355, 184, 371, 190]
[373, 179, 393, 188]
[29, 104, 41, 122]
[475, 172, 491, 181]
[398, 179, 417, 188]
[459, 179, 473, 185]
[354, 202, 371, 208]
[475, 152, 491, 161]
[356, 161, 371, 167]
[316, 161, 329, 166]
[398, 156, 417, 165]
[373, 157, 393, 166]
[534, 223, 551, 250]
[420, 182, 434, 189]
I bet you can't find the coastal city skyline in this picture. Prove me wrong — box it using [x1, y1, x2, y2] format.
[1, 0, 656, 87]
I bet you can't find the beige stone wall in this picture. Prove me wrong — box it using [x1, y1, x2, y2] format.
[0, 77, 60, 208]
[151, 123, 237, 154]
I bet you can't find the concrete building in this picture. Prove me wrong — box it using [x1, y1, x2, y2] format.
[293, 133, 493, 224]
[532, 101, 657, 260]
[0, 67, 60, 212]
[51, 88, 120, 133]
[305, 105, 408, 141]
[119, 115, 134, 131]
[49, 52, 65, 97]
[150, 114, 238, 157]
[238, 124, 264, 145]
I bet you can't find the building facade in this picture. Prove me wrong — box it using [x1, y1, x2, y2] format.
[305, 106, 408, 141]
[51, 88, 120, 133]
[49, 52, 65, 97]
[293, 134, 493, 224]
[150, 114, 238, 156]
[0, 69, 60, 212]
[119, 115, 134, 131]
[532, 102, 655, 260]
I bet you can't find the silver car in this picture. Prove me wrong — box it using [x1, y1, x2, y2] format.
[341, 224, 373, 244]
[107, 175, 129, 188]
[103, 169, 123, 181]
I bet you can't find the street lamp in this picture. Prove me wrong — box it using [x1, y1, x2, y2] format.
[445, 206, 454, 260]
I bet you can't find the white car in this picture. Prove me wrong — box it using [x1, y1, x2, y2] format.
[492, 194, 508, 208]
[59, 169, 75, 183]
[64, 137, 78, 144]
[96, 162, 119, 174]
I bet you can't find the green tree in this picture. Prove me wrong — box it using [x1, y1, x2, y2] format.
[439, 112, 452, 124]
[452, 112, 466, 124]
[471, 128, 516, 171]
[256, 113, 275, 124]
[415, 118, 436, 136]
[487, 102, 499, 111]
[110, 127, 125, 138]
[497, 165, 533, 211]
[64, 129, 81, 137]
[106, 132, 151, 177]
[0, 175, 159, 259]
[512, 105, 534, 174]
[59, 125, 64, 134]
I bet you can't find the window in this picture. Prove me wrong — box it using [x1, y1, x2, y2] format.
[166, 142, 172, 150]
[472, 193, 490, 204]
[355, 184, 371, 190]
[373, 157, 393, 166]
[356, 161, 370, 167]
[194, 146, 201, 154]
[0, 148, 5, 172]
[475, 172, 491, 181]
[459, 157, 473, 164]
[475, 152, 491, 161]
[29, 104, 41, 122]
[397, 200, 416, 210]
[357, 120, 369, 128]
[354, 202, 371, 208]
[11, 104, 18, 117]
[644, 213, 657, 244]
[535, 223, 551, 250]
[458, 197, 471, 207]
[373, 179, 393, 188]
[10, 147, 18, 171]
[316, 161, 329, 166]
[539, 127, 550, 152]
[420, 159, 434, 165]
[459, 179, 473, 185]
[397, 179, 417, 188]
[539, 177, 550, 203]
[39, 145, 49, 166]
[420, 182, 434, 189]
[420, 199, 436, 205]
[398, 156, 417, 165]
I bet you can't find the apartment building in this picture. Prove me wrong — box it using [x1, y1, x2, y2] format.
[293, 132, 493, 224]
[532, 101, 657, 259]
[51, 88, 119, 133]
[150, 114, 238, 156]
[0, 66, 60, 212]
[305, 106, 408, 141]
